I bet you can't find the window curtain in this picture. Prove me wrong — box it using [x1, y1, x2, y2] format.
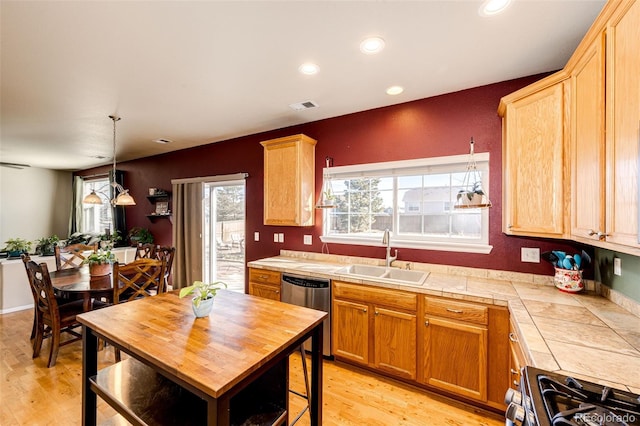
[69, 176, 84, 235]
[172, 181, 203, 289]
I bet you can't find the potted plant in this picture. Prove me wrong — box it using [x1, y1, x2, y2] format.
[179, 280, 227, 317]
[35, 235, 60, 256]
[83, 249, 116, 276]
[128, 227, 154, 247]
[99, 230, 122, 250]
[3, 238, 32, 258]
[457, 181, 486, 206]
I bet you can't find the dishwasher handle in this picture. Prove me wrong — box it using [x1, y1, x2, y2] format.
[281, 274, 330, 289]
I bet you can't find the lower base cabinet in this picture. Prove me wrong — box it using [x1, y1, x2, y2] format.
[248, 268, 281, 301]
[332, 281, 417, 381]
[332, 280, 510, 411]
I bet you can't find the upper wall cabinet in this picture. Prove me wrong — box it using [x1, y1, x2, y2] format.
[261, 134, 316, 227]
[604, 0, 640, 249]
[570, 35, 606, 242]
[500, 80, 569, 239]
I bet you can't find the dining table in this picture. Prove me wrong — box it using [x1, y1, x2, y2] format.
[77, 289, 327, 425]
[50, 265, 113, 311]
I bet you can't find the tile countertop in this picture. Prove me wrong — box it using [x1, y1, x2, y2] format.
[248, 250, 640, 394]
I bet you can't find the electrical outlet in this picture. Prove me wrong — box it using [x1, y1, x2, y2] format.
[303, 235, 312, 245]
[273, 233, 278, 243]
[521, 247, 540, 263]
[278, 233, 284, 243]
[614, 257, 622, 276]
[254, 232, 260, 242]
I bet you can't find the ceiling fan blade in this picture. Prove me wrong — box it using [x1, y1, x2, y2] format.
[0, 162, 31, 169]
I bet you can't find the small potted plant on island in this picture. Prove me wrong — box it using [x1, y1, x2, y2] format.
[179, 280, 227, 317]
[35, 235, 60, 256]
[3, 238, 32, 259]
[83, 249, 116, 276]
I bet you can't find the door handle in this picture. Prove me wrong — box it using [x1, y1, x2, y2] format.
[446, 308, 463, 314]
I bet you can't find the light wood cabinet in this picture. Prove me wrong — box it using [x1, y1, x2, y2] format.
[332, 281, 417, 380]
[420, 297, 488, 402]
[261, 134, 316, 227]
[248, 268, 281, 301]
[508, 321, 526, 391]
[604, 0, 640, 249]
[571, 35, 606, 242]
[501, 80, 569, 239]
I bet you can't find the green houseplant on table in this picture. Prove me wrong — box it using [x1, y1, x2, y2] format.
[179, 280, 227, 317]
[83, 249, 116, 276]
[3, 238, 32, 258]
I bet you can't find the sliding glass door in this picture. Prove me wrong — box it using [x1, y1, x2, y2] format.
[203, 180, 246, 292]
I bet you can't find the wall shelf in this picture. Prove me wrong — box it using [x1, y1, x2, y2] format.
[146, 190, 172, 222]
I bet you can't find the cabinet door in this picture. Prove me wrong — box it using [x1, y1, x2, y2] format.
[261, 134, 316, 227]
[571, 36, 606, 241]
[333, 299, 369, 365]
[605, 0, 640, 248]
[373, 307, 416, 380]
[249, 282, 281, 301]
[422, 316, 488, 402]
[503, 82, 567, 238]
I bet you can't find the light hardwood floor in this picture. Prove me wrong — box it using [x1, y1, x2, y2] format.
[1, 309, 504, 425]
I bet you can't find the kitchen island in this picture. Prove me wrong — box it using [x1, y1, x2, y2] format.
[77, 290, 327, 425]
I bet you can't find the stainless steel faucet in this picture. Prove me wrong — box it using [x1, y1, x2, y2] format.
[382, 228, 398, 268]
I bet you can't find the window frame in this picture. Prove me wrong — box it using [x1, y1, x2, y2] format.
[319, 154, 493, 254]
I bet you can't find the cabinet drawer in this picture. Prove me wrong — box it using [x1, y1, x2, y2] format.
[424, 297, 488, 325]
[334, 281, 417, 312]
[249, 268, 281, 286]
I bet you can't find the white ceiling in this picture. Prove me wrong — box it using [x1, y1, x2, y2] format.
[1, 0, 605, 171]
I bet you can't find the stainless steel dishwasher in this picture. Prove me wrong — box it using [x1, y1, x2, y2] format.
[281, 273, 332, 357]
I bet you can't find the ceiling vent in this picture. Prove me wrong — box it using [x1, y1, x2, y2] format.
[289, 100, 319, 111]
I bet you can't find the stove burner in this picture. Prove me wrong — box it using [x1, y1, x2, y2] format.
[519, 367, 640, 426]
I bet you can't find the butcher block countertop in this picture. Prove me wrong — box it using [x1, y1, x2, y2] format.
[249, 250, 640, 393]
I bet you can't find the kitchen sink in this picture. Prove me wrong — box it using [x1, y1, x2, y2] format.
[336, 264, 429, 286]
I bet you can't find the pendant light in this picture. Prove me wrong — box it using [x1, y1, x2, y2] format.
[315, 156, 336, 209]
[82, 115, 136, 206]
[108, 115, 135, 206]
[453, 137, 491, 209]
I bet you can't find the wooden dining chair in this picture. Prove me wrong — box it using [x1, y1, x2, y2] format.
[113, 258, 167, 304]
[54, 243, 98, 270]
[134, 243, 157, 260]
[22, 255, 94, 367]
[155, 245, 175, 291]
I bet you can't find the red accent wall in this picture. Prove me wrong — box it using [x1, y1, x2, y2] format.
[78, 74, 582, 276]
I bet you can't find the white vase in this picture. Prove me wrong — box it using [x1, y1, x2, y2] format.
[192, 297, 214, 317]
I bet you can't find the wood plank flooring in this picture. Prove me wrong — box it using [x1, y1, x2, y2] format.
[1, 309, 503, 425]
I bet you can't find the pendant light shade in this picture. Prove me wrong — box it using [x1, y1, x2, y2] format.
[83, 115, 136, 206]
[316, 156, 336, 209]
[83, 190, 102, 204]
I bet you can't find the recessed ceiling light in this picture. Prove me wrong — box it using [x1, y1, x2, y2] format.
[299, 62, 319, 75]
[386, 86, 404, 96]
[360, 37, 385, 54]
[153, 138, 172, 144]
[479, 0, 512, 17]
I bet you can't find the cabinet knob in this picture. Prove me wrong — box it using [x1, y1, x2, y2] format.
[510, 369, 519, 375]
[446, 308, 463, 314]
[275, 290, 280, 294]
[362, 308, 367, 313]
[513, 380, 520, 387]
[424, 320, 429, 326]
[509, 332, 518, 343]
[374, 311, 379, 316]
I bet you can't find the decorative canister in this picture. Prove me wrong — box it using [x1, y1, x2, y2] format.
[553, 267, 584, 293]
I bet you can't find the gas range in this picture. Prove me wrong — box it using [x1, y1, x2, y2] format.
[505, 366, 640, 426]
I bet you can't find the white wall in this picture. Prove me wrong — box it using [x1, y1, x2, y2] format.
[0, 166, 72, 247]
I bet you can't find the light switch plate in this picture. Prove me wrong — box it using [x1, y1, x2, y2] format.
[303, 235, 312, 245]
[254, 232, 260, 242]
[614, 257, 622, 276]
[521, 247, 540, 263]
[273, 233, 278, 243]
[278, 233, 284, 243]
